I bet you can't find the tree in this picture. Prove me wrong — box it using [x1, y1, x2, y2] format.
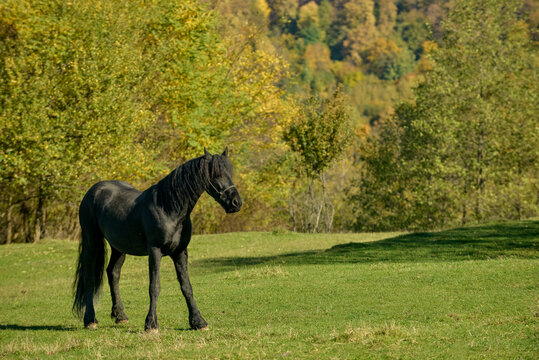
[341, 0, 379, 65]
[318, 0, 334, 36]
[267, 0, 298, 30]
[0, 0, 155, 242]
[398, 10, 432, 59]
[284, 88, 351, 232]
[190, 0, 298, 233]
[366, 38, 415, 80]
[423, 0, 538, 223]
[0, 0, 297, 242]
[377, 0, 397, 36]
[297, 1, 324, 43]
[354, 0, 538, 230]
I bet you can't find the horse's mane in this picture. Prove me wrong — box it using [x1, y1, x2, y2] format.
[154, 155, 231, 214]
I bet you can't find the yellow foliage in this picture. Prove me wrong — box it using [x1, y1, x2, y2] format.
[331, 61, 362, 87]
[421, 40, 438, 54]
[366, 38, 401, 63]
[303, 43, 332, 71]
[298, 1, 319, 29]
[416, 56, 434, 73]
[253, 0, 271, 21]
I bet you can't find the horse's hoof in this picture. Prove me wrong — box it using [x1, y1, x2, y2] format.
[85, 323, 98, 330]
[145, 328, 159, 334]
[198, 326, 209, 331]
[116, 319, 129, 324]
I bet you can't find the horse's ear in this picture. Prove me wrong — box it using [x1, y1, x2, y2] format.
[204, 147, 212, 160]
[222, 147, 229, 157]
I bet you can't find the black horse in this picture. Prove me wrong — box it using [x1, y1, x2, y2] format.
[73, 148, 241, 331]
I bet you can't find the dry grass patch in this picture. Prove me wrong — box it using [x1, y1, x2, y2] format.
[331, 321, 418, 346]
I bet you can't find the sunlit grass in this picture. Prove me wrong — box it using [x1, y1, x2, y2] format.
[0, 221, 537, 359]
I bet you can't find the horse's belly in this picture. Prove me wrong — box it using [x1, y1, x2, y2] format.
[96, 210, 148, 256]
[103, 224, 148, 256]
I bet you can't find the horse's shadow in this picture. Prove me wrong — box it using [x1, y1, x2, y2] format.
[0, 324, 75, 331]
[194, 220, 539, 272]
[1, 323, 197, 333]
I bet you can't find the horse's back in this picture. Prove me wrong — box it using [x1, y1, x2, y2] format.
[80, 181, 148, 255]
[81, 180, 140, 214]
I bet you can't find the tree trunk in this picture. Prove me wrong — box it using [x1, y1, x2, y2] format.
[6, 196, 13, 244]
[321, 172, 334, 232]
[475, 62, 486, 222]
[20, 201, 31, 243]
[307, 181, 314, 232]
[33, 192, 44, 243]
[309, 179, 324, 233]
[288, 198, 298, 232]
[312, 200, 323, 233]
[41, 204, 47, 239]
[515, 162, 522, 220]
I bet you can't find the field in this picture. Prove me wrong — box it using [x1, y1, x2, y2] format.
[0, 220, 537, 359]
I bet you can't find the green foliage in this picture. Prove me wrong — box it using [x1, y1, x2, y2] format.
[366, 38, 416, 80]
[283, 88, 351, 232]
[0, 0, 295, 241]
[398, 11, 432, 58]
[1, 0, 536, 237]
[284, 89, 350, 178]
[0, 0, 158, 242]
[318, 0, 333, 34]
[355, 0, 538, 231]
[0, 0, 153, 189]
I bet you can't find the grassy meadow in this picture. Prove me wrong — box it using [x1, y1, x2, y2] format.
[0, 221, 537, 359]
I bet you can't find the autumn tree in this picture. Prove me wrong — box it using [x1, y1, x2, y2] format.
[377, 0, 397, 36]
[341, 0, 379, 65]
[354, 0, 538, 230]
[267, 0, 298, 30]
[420, 0, 538, 223]
[284, 88, 351, 232]
[0, 0, 155, 242]
[366, 38, 415, 80]
[0, 0, 296, 242]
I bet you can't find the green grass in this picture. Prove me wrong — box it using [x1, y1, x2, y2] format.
[0, 221, 537, 359]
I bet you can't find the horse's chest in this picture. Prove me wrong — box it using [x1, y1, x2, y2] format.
[145, 205, 190, 255]
[159, 222, 185, 255]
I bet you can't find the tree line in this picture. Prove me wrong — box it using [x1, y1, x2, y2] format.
[355, 0, 537, 230]
[0, 0, 294, 242]
[0, 0, 537, 242]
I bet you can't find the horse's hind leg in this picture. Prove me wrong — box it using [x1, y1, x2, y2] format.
[107, 247, 129, 324]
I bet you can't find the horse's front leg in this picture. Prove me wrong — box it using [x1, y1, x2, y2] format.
[145, 247, 162, 332]
[173, 249, 208, 330]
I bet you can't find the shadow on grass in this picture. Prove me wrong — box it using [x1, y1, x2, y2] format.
[194, 220, 539, 272]
[0, 324, 75, 331]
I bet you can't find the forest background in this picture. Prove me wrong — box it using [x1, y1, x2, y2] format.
[0, 0, 537, 243]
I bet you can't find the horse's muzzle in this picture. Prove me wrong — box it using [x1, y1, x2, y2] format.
[225, 196, 242, 213]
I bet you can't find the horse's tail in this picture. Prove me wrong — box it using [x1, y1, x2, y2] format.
[72, 201, 107, 318]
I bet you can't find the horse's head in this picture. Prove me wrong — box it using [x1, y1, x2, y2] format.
[203, 148, 242, 213]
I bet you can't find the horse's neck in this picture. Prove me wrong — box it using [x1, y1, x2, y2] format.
[157, 158, 206, 216]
